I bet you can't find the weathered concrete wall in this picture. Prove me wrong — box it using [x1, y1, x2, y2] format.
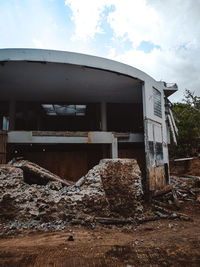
[142, 80, 170, 192]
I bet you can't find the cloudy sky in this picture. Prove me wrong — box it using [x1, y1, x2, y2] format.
[0, 0, 200, 102]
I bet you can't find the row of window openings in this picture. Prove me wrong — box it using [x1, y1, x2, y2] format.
[42, 104, 86, 116]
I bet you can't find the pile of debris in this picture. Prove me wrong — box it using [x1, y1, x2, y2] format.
[171, 175, 200, 202]
[0, 159, 144, 235]
[149, 176, 200, 221]
[1, 157, 199, 235]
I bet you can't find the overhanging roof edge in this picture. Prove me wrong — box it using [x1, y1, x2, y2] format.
[0, 48, 154, 84]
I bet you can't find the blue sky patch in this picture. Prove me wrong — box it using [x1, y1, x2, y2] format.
[137, 41, 161, 53]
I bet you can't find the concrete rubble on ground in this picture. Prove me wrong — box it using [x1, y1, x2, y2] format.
[0, 159, 144, 235]
[150, 176, 200, 221]
[1, 158, 199, 236]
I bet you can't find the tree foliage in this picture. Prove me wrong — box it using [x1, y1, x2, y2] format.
[169, 90, 200, 158]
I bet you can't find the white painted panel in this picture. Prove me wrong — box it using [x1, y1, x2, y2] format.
[154, 124, 162, 142]
[147, 122, 154, 141]
[89, 132, 113, 143]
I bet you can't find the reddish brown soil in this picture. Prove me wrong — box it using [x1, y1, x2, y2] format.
[0, 202, 200, 267]
[170, 157, 200, 177]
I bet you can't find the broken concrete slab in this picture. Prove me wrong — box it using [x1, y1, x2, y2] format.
[0, 159, 144, 234]
[13, 160, 73, 187]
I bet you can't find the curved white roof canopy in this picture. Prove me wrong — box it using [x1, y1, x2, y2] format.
[0, 48, 174, 103]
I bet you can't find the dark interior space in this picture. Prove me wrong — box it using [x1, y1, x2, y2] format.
[7, 142, 146, 183]
[1, 64, 145, 182]
[0, 102, 8, 130]
[23, 171, 49, 186]
[107, 103, 143, 132]
[0, 101, 144, 133]
[14, 102, 101, 131]
[7, 144, 110, 181]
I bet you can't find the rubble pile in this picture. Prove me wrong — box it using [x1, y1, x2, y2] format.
[0, 159, 144, 234]
[151, 176, 200, 221]
[171, 176, 200, 202]
[153, 176, 200, 204]
[100, 159, 143, 217]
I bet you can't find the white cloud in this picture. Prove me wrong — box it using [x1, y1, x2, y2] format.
[0, 0, 94, 55]
[106, 0, 200, 50]
[65, 0, 111, 41]
[108, 46, 200, 102]
[107, 0, 160, 48]
[65, 0, 200, 101]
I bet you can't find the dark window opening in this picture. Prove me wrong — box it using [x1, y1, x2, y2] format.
[155, 142, 163, 161]
[148, 141, 154, 157]
[153, 87, 162, 118]
[164, 163, 169, 184]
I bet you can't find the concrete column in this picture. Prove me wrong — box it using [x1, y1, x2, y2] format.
[111, 137, 118, 158]
[101, 102, 107, 131]
[9, 99, 16, 130]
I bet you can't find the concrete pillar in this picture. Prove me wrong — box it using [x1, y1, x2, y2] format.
[9, 99, 16, 130]
[111, 137, 118, 158]
[101, 102, 107, 131]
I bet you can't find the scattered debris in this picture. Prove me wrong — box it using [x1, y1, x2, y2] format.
[153, 184, 173, 197]
[67, 235, 74, 241]
[95, 217, 134, 225]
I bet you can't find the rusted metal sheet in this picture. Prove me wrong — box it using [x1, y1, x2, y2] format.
[149, 166, 166, 191]
[88, 132, 92, 143]
[0, 131, 7, 164]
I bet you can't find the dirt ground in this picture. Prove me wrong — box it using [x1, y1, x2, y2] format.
[170, 157, 200, 177]
[0, 201, 200, 267]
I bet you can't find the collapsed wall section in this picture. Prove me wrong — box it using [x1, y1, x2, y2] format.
[0, 159, 144, 232]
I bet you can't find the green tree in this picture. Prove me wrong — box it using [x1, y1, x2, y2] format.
[169, 90, 200, 158]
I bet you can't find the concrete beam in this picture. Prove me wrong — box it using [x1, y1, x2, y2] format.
[111, 138, 118, 158]
[7, 131, 143, 144]
[7, 131, 114, 144]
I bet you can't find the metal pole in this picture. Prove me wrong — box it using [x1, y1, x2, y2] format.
[111, 137, 118, 158]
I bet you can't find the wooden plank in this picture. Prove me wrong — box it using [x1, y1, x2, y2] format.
[0, 131, 7, 164]
[152, 184, 173, 197]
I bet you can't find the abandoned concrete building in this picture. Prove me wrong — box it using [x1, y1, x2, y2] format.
[0, 48, 177, 193]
